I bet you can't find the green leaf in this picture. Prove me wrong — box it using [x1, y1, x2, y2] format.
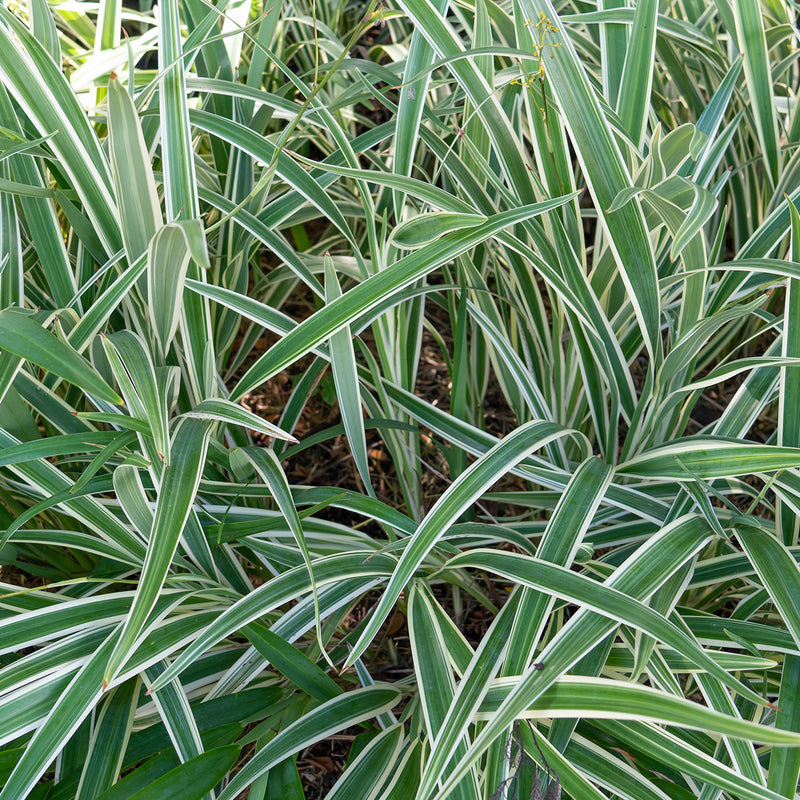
[516, 0, 661, 363]
[422, 515, 756, 800]
[216, 685, 401, 800]
[0, 630, 119, 800]
[103, 418, 214, 685]
[148, 220, 209, 358]
[0, 7, 120, 254]
[390, 212, 487, 249]
[28, 0, 60, 64]
[103, 330, 170, 464]
[616, 0, 657, 148]
[503, 456, 614, 676]
[732, 0, 781, 183]
[146, 553, 396, 693]
[184, 398, 297, 442]
[158, 0, 214, 399]
[227, 198, 576, 400]
[323, 253, 372, 494]
[76, 679, 140, 799]
[100, 746, 240, 800]
[107, 74, 161, 264]
[0, 431, 121, 467]
[325, 725, 405, 800]
[599, 718, 792, 800]
[237, 445, 329, 665]
[480, 676, 799, 743]
[778, 198, 800, 545]
[0, 310, 121, 405]
[414, 584, 522, 800]
[768, 654, 800, 797]
[344, 419, 584, 667]
[242, 623, 341, 702]
[736, 523, 800, 651]
[619, 437, 800, 479]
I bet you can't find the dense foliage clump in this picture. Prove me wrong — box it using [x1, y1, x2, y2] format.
[1, 0, 800, 798]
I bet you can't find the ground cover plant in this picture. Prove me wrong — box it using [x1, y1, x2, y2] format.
[2, 0, 800, 797]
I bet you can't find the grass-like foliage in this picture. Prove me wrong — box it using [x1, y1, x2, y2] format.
[1, 0, 800, 797]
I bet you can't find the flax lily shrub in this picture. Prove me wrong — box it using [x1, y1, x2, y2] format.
[1, 0, 800, 797]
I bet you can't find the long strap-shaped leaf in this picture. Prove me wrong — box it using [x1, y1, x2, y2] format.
[504, 457, 613, 675]
[238, 446, 331, 668]
[75, 677, 139, 800]
[768, 653, 800, 797]
[343, 420, 583, 667]
[619, 437, 800, 479]
[516, 0, 661, 364]
[394, 0, 538, 207]
[615, 0, 657, 149]
[0, 629, 119, 800]
[159, 0, 214, 401]
[229, 198, 575, 400]
[409, 583, 512, 800]
[323, 254, 373, 494]
[147, 553, 397, 693]
[0, 429, 145, 556]
[692, 671, 766, 785]
[103, 331, 169, 467]
[0, 591, 190, 659]
[189, 109, 360, 249]
[441, 548, 764, 697]
[557, 725, 689, 800]
[160, 0, 198, 221]
[144, 661, 205, 769]
[732, 0, 781, 184]
[103, 417, 213, 685]
[736, 524, 800, 652]
[324, 724, 405, 800]
[419, 516, 751, 800]
[216, 685, 402, 800]
[479, 675, 800, 744]
[778, 199, 800, 546]
[0, 310, 121, 406]
[598, 718, 793, 800]
[0, 7, 120, 255]
[184, 398, 297, 442]
[107, 74, 161, 265]
[98, 746, 239, 800]
[0, 87, 75, 308]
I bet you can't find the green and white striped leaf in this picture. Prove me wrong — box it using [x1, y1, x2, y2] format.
[148, 220, 209, 359]
[323, 253, 372, 494]
[230, 198, 576, 399]
[619, 438, 800, 479]
[103, 418, 214, 685]
[183, 398, 297, 442]
[216, 685, 402, 800]
[516, 0, 661, 363]
[107, 74, 162, 265]
[344, 420, 583, 667]
[390, 212, 487, 250]
[0, 310, 121, 405]
[0, 630, 119, 800]
[732, 0, 781, 183]
[479, 676, 797, 743]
